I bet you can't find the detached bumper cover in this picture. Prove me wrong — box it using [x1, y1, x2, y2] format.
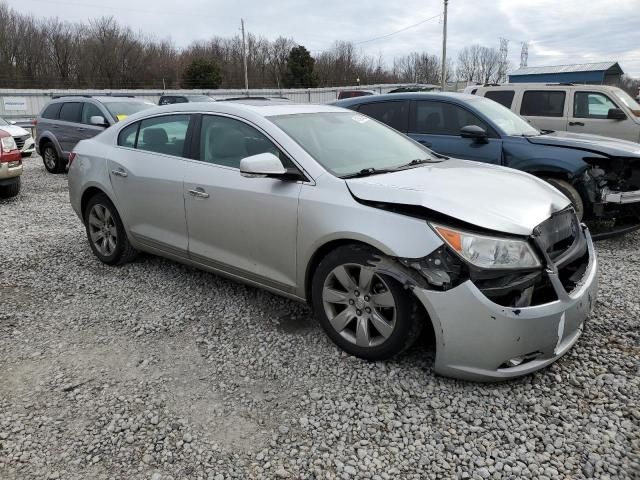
[413, 229, 598, 381]
[602, 188, 640, 205]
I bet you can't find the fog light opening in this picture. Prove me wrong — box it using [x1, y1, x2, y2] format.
[499, 351, 543, 369]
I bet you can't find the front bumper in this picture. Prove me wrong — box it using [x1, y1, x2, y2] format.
[413, 229, 598, 382]
[20, 138, 35, 155]
[0, 160, 23, 183]
[602, 187, 640, 205]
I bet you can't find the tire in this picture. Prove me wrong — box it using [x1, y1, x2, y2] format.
[42, 142, 65, 174]
[84, 193, 138, 265]
[311, 244, 423, 361]
[545, 177, 585, 221]
[0, 178, 20, 199]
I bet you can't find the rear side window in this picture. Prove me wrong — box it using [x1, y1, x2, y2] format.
[41, 103, 61, 119]
[118, 122, 139, 148]
[484, 90, 515, 109]
[137, 115, 190, 157]
[59, 102, 82, 123]
[357, 101, 409, 132]
[520, 91, 566, 117]
[574, 92, 618, 119]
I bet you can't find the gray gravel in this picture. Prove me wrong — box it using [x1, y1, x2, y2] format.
[1, 156, 639, 480]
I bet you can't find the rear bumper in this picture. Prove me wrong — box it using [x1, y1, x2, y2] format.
[413, 229, 598, 382]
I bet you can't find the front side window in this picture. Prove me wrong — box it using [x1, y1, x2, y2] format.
[137, 115, 190, 156]
[82, 103, 104, 124]
[118, 122, 139, 148]
[411, 101, 491, 136]
[484, 90, 515, 109]
[59, 102, 82, 123]
[520, 91, 566, 117]
[573, 92, 618, 118]
[357, 101, 408, 132]
[199, 115, 289, 168]
[269, 112, 439, 177]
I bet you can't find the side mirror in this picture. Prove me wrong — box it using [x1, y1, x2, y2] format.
[607, 108, 626, 120]
[90, 115, 108, 127]
[240, 152, 301, 181]
[9, 120, 16, 125]
[460, 125, 488, 142]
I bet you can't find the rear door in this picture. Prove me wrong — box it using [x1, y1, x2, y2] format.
[519, 90, 568, 132]
[183, 114, 301, 292]
[568, 90, 638, 141]
[108, 114, 192, 254]
[57, 102, 83, 154]
[408, 100, 503, 164]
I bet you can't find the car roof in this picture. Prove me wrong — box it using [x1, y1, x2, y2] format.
[50, 96, 149, 103]
[333, 91, 477, 107]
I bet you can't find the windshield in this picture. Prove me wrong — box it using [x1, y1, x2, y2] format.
[105, 101, 155, 122]
[186, 95, 215, 102]
[0, 117, 8, 126]
[269, 112, 439, 177]
[471, 97, 540, 136]
[612, 88, 640, 116]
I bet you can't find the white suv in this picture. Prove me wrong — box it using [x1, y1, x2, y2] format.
[471, 83, 640, 142]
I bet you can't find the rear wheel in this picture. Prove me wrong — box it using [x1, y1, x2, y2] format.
[545, 177, 585, 221]
[311, 244, 422, 360]
[0, 178, 20, 198]
[84, 193, 138, 265]
[42, 142, 65, 173]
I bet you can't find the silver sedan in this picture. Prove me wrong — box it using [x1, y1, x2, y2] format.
[68, 101, 598, 381]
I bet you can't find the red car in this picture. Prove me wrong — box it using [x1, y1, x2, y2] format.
[0, 129, 22, 198]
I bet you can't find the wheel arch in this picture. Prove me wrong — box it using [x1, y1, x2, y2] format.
[38, 133, 63, 156]
[80, 186, 116, 219]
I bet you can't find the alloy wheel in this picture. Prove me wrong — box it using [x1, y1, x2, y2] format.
[88, 204, 118, 257]
[44, 147, 57, 170]
[322, 263, 397, 348]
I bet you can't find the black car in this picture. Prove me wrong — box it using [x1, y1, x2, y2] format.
[158, 94, 215, 105]
[334, 92, 640, 238]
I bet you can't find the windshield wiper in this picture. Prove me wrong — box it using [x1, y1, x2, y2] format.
[341, 167, 395, 179]
[396, 157, 439, 169]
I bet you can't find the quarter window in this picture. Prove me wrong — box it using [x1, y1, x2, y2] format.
[59, 102, 82, 123]
[357, 101, 409, 132]
[42, 103, 61, 119]
[574, 92, 618, 119]
[484, 90, 515, 109]
[199, 115, 290, 168]
[118, 122, 139, 148]
[411, 101, 491, 136]
[520, 91, 566, 117]
[137, 115, 190, 156]
[82, 103, 104, 125]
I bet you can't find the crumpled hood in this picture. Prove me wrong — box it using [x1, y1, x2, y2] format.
[346, 159, 570, 236]
[0, 125, 30, 137]
[527, 130, 640, 157]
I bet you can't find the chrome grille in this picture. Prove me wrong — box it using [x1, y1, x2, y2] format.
[13, 135, 28, 150]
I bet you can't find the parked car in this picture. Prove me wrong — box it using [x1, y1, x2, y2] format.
[158, 94, 215, 105]
[68, 101, 598, 381]
[337, 90, 376, 100]
[469, 83, 640, 142]
[334, 93, 640, 238]
[0, 130, 23, 198]
[0, 116, 35, 157]
[35, 95, 155, 173]
[389, 85, 439, 93]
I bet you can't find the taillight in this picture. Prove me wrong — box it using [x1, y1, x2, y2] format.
[32, 119, 38, 126]
[68, 152, 77, 166]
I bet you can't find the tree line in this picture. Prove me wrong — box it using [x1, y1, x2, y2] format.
[1, 2, 637, 93]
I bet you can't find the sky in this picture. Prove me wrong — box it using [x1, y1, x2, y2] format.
[10, 0, 640, 77]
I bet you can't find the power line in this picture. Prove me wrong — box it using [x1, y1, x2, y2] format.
[354, 13, 443, 46]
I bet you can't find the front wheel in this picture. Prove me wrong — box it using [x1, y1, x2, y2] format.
[42, 142, 65, 174]
[311, 244, 422, 360]
[84, 193, 138, 265]
[545, 177, 585, 221]
[0, 178, 20, 198]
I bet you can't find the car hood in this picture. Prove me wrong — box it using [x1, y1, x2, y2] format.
[346, 159, 570, 236]
[0, 125, 30, 137]
[526, 130, 640, 157]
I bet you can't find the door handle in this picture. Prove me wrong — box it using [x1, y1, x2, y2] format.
[188, 188, 209, 199]
[111, 169, 128, 177]
[569, 121, 584, 126]
[418, 140, 432, 148]
[77, 127, 86, 132]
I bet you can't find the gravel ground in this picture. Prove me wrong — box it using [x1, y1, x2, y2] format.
[1, 156, 639, 480]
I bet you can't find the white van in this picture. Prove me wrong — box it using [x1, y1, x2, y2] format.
[471, 83, 640, 142]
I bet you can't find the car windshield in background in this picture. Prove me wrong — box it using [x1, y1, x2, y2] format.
[105, 101, 155, 121]
[470, 97, 540, 136]
[186, 95, 215, 102]
[270, 112, 440, 177]
[0, 117, 8, 126]
[613, 89, 640, 115]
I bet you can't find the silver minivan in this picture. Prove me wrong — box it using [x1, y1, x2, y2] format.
[35, 96, 155, 173]
[471, 84, 640, 142]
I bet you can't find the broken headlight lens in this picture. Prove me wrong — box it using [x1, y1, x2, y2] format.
[430, 224, 541, 270]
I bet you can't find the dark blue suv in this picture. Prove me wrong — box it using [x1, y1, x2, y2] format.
[334, 93, 640, 238]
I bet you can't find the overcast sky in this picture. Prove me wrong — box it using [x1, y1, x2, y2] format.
[11, 0, 640, 77]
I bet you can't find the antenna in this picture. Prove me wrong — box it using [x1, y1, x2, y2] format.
[520, 41, 529, 68]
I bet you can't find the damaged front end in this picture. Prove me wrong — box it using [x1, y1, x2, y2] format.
[580, 156, 640, 237]
[367, 207, 598, 381]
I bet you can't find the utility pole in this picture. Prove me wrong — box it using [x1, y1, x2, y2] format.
[441, 0, 448, 91]
[241, 19, 249, 92]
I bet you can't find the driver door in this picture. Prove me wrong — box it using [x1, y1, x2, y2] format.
[183, 114, 302, 293]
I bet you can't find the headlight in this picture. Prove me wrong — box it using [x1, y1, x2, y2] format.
[1, 136, 17, 153]
[431, 223, 541, 269]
